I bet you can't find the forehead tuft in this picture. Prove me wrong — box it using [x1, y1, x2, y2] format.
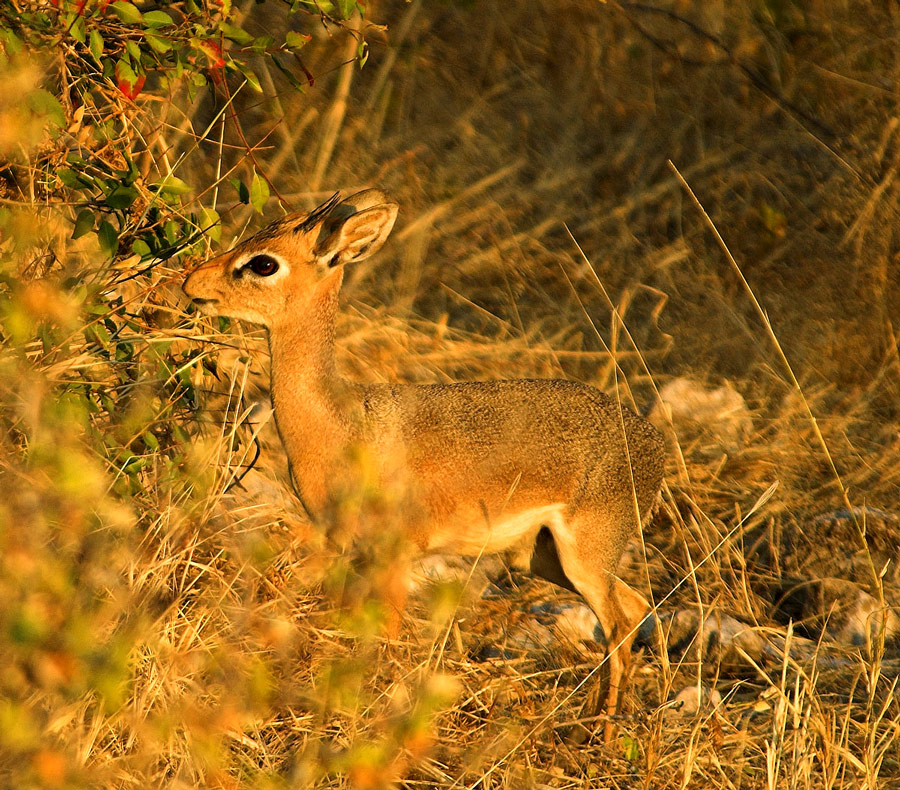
[293, 192, 341, 234]
[230, 193, 343, 255]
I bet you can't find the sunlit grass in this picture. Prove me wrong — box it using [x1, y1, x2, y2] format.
[2, 1, 899, 787]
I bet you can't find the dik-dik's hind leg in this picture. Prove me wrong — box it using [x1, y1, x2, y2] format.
[550, 514, 648, 742]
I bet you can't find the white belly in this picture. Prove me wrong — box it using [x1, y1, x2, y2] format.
[425, 503, 567, 559]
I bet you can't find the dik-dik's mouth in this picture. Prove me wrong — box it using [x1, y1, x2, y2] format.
[182, 274, 219, 312]
[188, 297, 218, 313]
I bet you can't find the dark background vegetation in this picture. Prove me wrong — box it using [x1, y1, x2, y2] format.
[1, 0, 898, 787]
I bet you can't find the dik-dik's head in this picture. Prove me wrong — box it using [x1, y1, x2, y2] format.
[182, 189, 399, 327]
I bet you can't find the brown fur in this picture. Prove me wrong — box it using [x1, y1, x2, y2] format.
[182, 189, 665, 740]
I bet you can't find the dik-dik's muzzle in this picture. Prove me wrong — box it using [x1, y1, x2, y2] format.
[182, 259, 225, 310]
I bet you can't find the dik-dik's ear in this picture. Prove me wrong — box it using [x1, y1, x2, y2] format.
[313, 192, 399, 268]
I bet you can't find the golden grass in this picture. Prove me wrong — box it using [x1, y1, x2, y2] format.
[2, 0, 899, 787]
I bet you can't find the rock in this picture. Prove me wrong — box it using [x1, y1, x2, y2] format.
[648, 377, 752, 453]
[635, 611, 659, 647]
[408, 554, 467, 590]
[669, 684, 723, 716]
[812, 507, 899, 528]
[821, 582, 900, 647]
[655, 607, 800, 666]
[760, 506, 900, 654]
[791, 508, 900, 588]
[531, 601, 604, 644]
[771, 575, 899, 649]
[407, 554, 504, 597]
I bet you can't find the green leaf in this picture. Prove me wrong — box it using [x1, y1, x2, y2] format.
[115, 340, 135, 362]
[72, 209, 95, 239]
[197, 207, 221, 242]
[142, 10, 173, 27]
[115, 57, 136, 84]
[131, 238, 152, 258]
[164, 220, 179, 245]
[220, 22, 254, 45]
[231, 59, 261, 92]
[229, 178, 250, 204]
[155, 175, 192, 196]
[0, 28, 23, 55]
[620, 734, 640, 762]
[69, 14, 86, 43]
[109, 2, 142, 24]
[124, 40, 142, 63]
[285, 31, 310, 50]
[250, 35, 274, 55]
[145, 33, 172, 53]
[26, 89, 65, 129]
[336, 0, 358, 18]
[120, 157, 140, 186]
[105, 185, 139, 210]
[89, 29, 104, 61]
[122, 454, 144, 476]
[250, 173, 269, 214]
[271, 55, 307, 93]
[97, 221, 119, 257]
[58, 169, 86, 189]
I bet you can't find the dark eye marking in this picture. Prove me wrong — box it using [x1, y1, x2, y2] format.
[241, 254, 280, 277]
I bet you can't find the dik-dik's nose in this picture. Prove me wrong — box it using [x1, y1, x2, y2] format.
[182, 261, 219, 298]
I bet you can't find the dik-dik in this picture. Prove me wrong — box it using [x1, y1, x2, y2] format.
[182, 189, 665, 739]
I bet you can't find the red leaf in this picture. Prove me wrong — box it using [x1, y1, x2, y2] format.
[115, 61, 146, 100]
[198, 40, 226, 70]
[123, 74, 146, 99]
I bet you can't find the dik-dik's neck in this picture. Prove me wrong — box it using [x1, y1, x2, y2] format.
[266, 281, 354, 515]
[267, 278, 358, 422]
[267, 287, 340, 398]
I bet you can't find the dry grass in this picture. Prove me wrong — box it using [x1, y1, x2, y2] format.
[2, 0, 900, 787]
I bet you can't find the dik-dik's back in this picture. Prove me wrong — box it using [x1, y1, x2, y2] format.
[351, 378, 663, 551]
[182, 188, 665, 739]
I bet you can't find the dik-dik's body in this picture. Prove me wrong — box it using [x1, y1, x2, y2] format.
[183, 189, 665, 739]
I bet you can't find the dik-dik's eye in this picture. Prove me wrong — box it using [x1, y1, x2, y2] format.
[244, 255, 279, 277]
